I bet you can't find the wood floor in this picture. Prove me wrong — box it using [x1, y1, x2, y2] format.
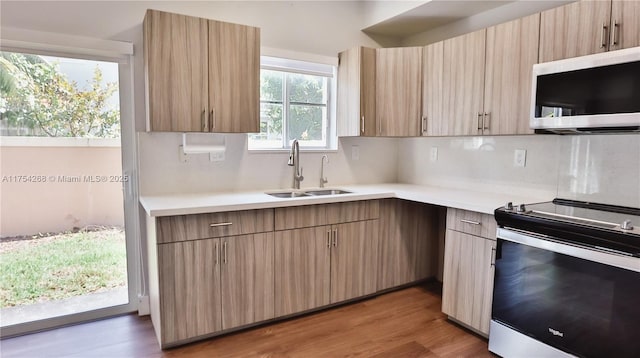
[1, 283, 493, 357]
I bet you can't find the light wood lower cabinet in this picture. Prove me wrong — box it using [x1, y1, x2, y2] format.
[156, 232, 274, 347]
[442, 208, 497, 337]
[274, 226, 330, 316]
[275, 220, 379, 316]
[377, 199, 439, 291]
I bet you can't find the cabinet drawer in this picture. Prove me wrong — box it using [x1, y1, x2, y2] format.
[275, 200, 379, 231]
[157, 209, 274, 243]
[446, 208, 496, 240]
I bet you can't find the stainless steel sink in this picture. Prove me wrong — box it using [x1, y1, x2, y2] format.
[266, 191, 310, 198]
[305, 189, 352, 196]
[266, 189, 351, 198]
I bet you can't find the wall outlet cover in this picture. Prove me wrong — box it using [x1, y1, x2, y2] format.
[210, 151, 225, 162]
[430, 147, 438, 162]
[514, 149, 527, 167]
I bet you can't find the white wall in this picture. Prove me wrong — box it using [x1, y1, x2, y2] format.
[138, 133, 398, 195]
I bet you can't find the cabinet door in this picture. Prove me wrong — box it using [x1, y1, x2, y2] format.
[484, 14, 540, 135]
[337, 47, 376, 137]
[442, 30, 486, 136]
[158, 238, 221, 344]
[221, 233, 274, 330]
[422, 41, 445, 136]
[274, 227, 330, 316]
[375, 47, 423, 137]
[208, 20, 260, 133]
[378, 200, 437, 291]
[610, 0, 640, 51]
[539, 0, 612, 62]
[330, 220, 379, 303]
[144, 10, 209, 132]
[442, 230, 496, 335]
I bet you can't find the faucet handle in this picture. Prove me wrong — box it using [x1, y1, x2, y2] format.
[299, 167, 304, 181]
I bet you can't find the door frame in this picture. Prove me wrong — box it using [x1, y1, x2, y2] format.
[0, 34, 140, 338]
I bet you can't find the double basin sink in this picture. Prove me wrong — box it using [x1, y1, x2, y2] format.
[267, 189, 351, 198]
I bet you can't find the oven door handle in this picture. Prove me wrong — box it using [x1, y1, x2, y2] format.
[497, 228, 640, 272]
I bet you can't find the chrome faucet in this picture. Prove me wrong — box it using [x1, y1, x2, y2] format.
[320, 155, 329, 188]
[288, 139, 304, 189]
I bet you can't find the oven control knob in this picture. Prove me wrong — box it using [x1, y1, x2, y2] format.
[505, 202, 514, 210]
[621, 220, 634, 230]
[516, 204, 526, 213]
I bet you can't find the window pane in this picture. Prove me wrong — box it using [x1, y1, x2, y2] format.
[288, 73, 326, 105]
[260, 70, 283, 102]
[0, 51, 120, 138]
[248, 103, 283, 148]
[288, 104, 326, 147]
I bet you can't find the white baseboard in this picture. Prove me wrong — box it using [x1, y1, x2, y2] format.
[138, 295, 150, 316]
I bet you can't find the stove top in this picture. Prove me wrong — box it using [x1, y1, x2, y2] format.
[495, 198, 640, 257]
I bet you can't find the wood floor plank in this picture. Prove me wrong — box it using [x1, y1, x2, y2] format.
[1, 282, 494, 357]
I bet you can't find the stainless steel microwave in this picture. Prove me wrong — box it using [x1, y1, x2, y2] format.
[531, 46, 640, 134]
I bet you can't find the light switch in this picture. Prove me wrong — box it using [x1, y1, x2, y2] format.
[430, 147, 438, 162]
[514, 149, 527, 167]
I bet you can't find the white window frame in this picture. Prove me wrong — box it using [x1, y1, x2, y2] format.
[248, 51, 338, 152]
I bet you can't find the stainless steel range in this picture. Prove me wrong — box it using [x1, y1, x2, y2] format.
[489, 199, 640, 358]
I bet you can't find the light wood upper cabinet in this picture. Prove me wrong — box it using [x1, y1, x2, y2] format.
[610, 0, 640, 51]
[144, 10, 209, 132]
[377, 199, 438, 291]
[539, 0, 639, 62]
[274, 226, 332, 316]
[422, 41, 445, 136]
[483, 14, 540, 135]
[337, 47, 376, 137]
[330, 220, 379, 303]
[376, 47, 423, 137]
[442, 30, 486, 136]
[143, 9, 260, 133]
[208, 20, 260, 133]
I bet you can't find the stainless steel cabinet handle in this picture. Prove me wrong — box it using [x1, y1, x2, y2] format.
[223, 241, 227, 264]
[327, 230, 331, 248]
[201, 109, 207, 131]
[209, 109, 216, 131]
[483, 112, 490, 130]
[612, 21, 620, 47]
[477, 113, 483, 131]
[460, 219, 481, 225]
[215, 242, 219, 266]
[378, 119, 382, 135]
[361, 115, 365, 134]
[490, 247, 497, 267]
[601, 23, 608, 48]
[332, 228, 338, 247]
[421, 116, 427, 133]
[210, 222, 233, 228]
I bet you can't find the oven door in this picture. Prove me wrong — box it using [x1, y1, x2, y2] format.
[491, 228, 640, 358]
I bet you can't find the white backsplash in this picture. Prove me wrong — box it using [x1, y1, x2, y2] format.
[556, 134, 640, 208]
[397, 135, 561, 199]
[137, 133, 398, 196]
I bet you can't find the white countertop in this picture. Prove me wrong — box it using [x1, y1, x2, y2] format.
[140, 183, 553, 217]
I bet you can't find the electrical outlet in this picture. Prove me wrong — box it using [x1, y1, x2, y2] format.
[351, 145, 360, 161]
[430, 146, 438, 162]
[514, 149, 527, 167]
[209, 150, 225, 162]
